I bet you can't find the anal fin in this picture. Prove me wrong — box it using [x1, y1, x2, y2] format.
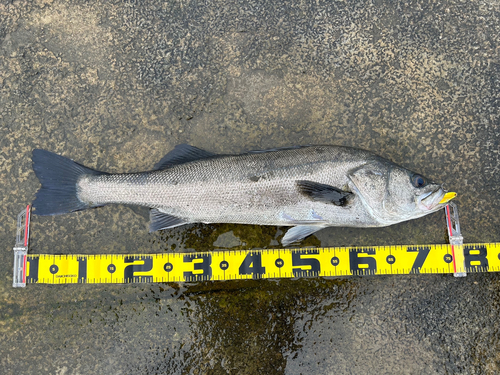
[149, 209, 188, 232]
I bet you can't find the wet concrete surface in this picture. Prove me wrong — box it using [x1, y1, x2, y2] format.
[1, 0, 500, 373]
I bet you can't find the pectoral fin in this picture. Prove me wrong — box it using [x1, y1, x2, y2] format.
[281, 225, 324, 246]
[296, 180, 352, 206]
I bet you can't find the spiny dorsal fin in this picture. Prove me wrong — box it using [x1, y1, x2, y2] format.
[296, 180, 352, 206]
[153, 144, 216, 170]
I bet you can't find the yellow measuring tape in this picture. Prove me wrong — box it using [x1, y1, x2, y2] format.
[11, 204, 500, 287]
[23, 243, 500, 284]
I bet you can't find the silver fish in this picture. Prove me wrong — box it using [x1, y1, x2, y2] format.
[32, 145, 455, 245]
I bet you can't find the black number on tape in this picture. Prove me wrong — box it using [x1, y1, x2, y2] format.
[239, 252, 266, 278]
[124, 256, 153, 283]
[26, 257, 39, 283]
[77, 256, 87, 283]
[349, 248, 377, 275]
[464, 245, 489, 272]
[183, 254, 212, 281]
[292, 250, 320, 277]
[407, 246, 430, 274]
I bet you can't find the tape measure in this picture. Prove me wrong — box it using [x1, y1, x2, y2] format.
[11, 204, 500, 287]
[21, 243, 500, 285]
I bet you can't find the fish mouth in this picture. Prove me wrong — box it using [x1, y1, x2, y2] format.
[419, 188, 449, 211]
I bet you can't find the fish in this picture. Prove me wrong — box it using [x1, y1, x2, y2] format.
[31, 145, 456, 246]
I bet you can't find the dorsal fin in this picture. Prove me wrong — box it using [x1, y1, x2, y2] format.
[153, 144, 216, 170]
[246, 145, 308, 154]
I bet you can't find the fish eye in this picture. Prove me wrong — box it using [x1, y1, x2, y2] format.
[411, 174, 427, 188]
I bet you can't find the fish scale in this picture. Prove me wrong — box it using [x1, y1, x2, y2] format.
[77, 146, 367, 225]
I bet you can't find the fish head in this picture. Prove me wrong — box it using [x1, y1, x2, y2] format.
[348, 159, 453, 225]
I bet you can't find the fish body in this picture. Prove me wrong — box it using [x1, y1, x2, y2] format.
[32, 145, 454, 245]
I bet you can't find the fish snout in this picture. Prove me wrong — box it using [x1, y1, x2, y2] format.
[418, 188, 446, 211]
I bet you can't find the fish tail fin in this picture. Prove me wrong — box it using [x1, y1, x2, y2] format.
[31, 149, 107, 216]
